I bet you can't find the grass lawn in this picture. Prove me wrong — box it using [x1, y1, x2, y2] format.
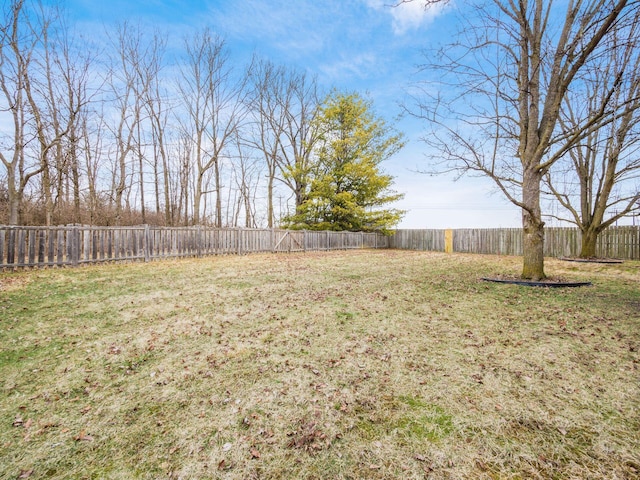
[1, 250, 639, 479]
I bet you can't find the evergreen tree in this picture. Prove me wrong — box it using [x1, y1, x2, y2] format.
[283, 91, 405, 233]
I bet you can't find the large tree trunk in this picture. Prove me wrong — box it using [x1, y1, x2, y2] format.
[521, 166, 545, 280]
[6, 165, 19, 225]
[295, 176, 307, 207]
[579, 228, 599, 258]
[193, 173, 203, 225]
[244, 182, 253, 228]
[41, 159, 54, 226]
[114, 152, 127, 225]
[267, 166, 274, 228]
[9, 198, 19, 225]
[70, 132, 81, 224]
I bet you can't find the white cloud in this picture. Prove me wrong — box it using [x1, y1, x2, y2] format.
[206, 0, 334, 58]
[318, 52, 379, 84]
[364, 0, 448, 34]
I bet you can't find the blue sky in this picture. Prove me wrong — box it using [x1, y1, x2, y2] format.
[65, 0, 522, 229]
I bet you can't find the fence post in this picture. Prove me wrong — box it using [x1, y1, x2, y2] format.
[0, 229, 5, 266]
[72, 225, 80, 266]
[196, 226, 202, 258]
[444, 229, 453, 253]
[144, 225, 150, 262]
[37, 229, 45, 265]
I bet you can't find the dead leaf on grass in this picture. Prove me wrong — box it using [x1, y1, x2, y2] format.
[18, 469, 34, 478]
[250, 448, 261, 459]
[286, 420, 331, 454]
[74, 430, 94, 442]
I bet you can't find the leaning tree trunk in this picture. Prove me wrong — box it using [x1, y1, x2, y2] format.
[521, 166, 546, 280]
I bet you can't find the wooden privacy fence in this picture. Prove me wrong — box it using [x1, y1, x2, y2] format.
[389, 226, 640, 260]
[0, 225, 389, 269]
[3, 224, 638, 269]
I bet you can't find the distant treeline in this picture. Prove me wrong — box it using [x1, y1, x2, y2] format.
[0, 1, 340, 229]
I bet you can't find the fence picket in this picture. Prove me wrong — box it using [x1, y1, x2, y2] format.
[18, 230, 26, 266]
[37, 230, 45, 266]
[56, 230, 64, 266]
[28, 230, 36, 265]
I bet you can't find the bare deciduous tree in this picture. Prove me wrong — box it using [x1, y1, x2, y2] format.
[80, 106, 106, 224]
[245, 60, 322, 226]
[58, 36, 94, 224]
[231, 132, 261, 227]
[178, 30, 248, 226]
[139, 33, 172, 225]
[40, 8, 93, 225]
[245, 59, 287, 227]
[0, 0, 35, 225]
[106, 22, 149, 225]
[277, 70, 321, 214]
[0, 0, 68, 225]
[544, 18, 640, 257]
[408, 0, 635, 279]
[130, 31, 166, 225]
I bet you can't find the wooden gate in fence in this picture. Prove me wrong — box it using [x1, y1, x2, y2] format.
[273, 231, 304, 253]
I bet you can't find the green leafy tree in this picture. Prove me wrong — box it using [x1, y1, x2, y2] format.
[283, 91, 405, 233]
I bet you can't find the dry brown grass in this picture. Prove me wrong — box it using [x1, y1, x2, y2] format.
[1, 250, 639, 479]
